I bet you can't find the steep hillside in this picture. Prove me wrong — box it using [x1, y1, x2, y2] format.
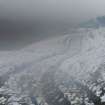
[0, 27, 105, 104]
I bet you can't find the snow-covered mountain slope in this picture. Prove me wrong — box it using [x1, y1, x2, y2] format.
[1, 27, 105, 94]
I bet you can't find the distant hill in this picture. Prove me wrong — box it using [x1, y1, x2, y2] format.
[80, 15, 105, 28]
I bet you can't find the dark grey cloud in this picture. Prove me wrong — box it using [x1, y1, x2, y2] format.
[0, 0, 105, 50]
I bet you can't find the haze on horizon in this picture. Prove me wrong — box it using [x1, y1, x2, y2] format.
[0, 0, 105, 50]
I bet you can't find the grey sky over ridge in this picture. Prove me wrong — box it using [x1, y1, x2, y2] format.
[0, 0, 105, 50]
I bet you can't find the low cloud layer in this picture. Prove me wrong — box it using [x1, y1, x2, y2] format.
[0, 0, 105, 23]
[0, 0, 105, 50]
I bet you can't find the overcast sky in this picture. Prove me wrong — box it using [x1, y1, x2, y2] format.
[0, 0, 105, 50]
[0, 0, 105, 23]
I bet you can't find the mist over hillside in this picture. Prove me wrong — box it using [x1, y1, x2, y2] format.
[0, 26, 105, 104]
[1, 0, 105, 104]
[0, 17, 74, 50]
